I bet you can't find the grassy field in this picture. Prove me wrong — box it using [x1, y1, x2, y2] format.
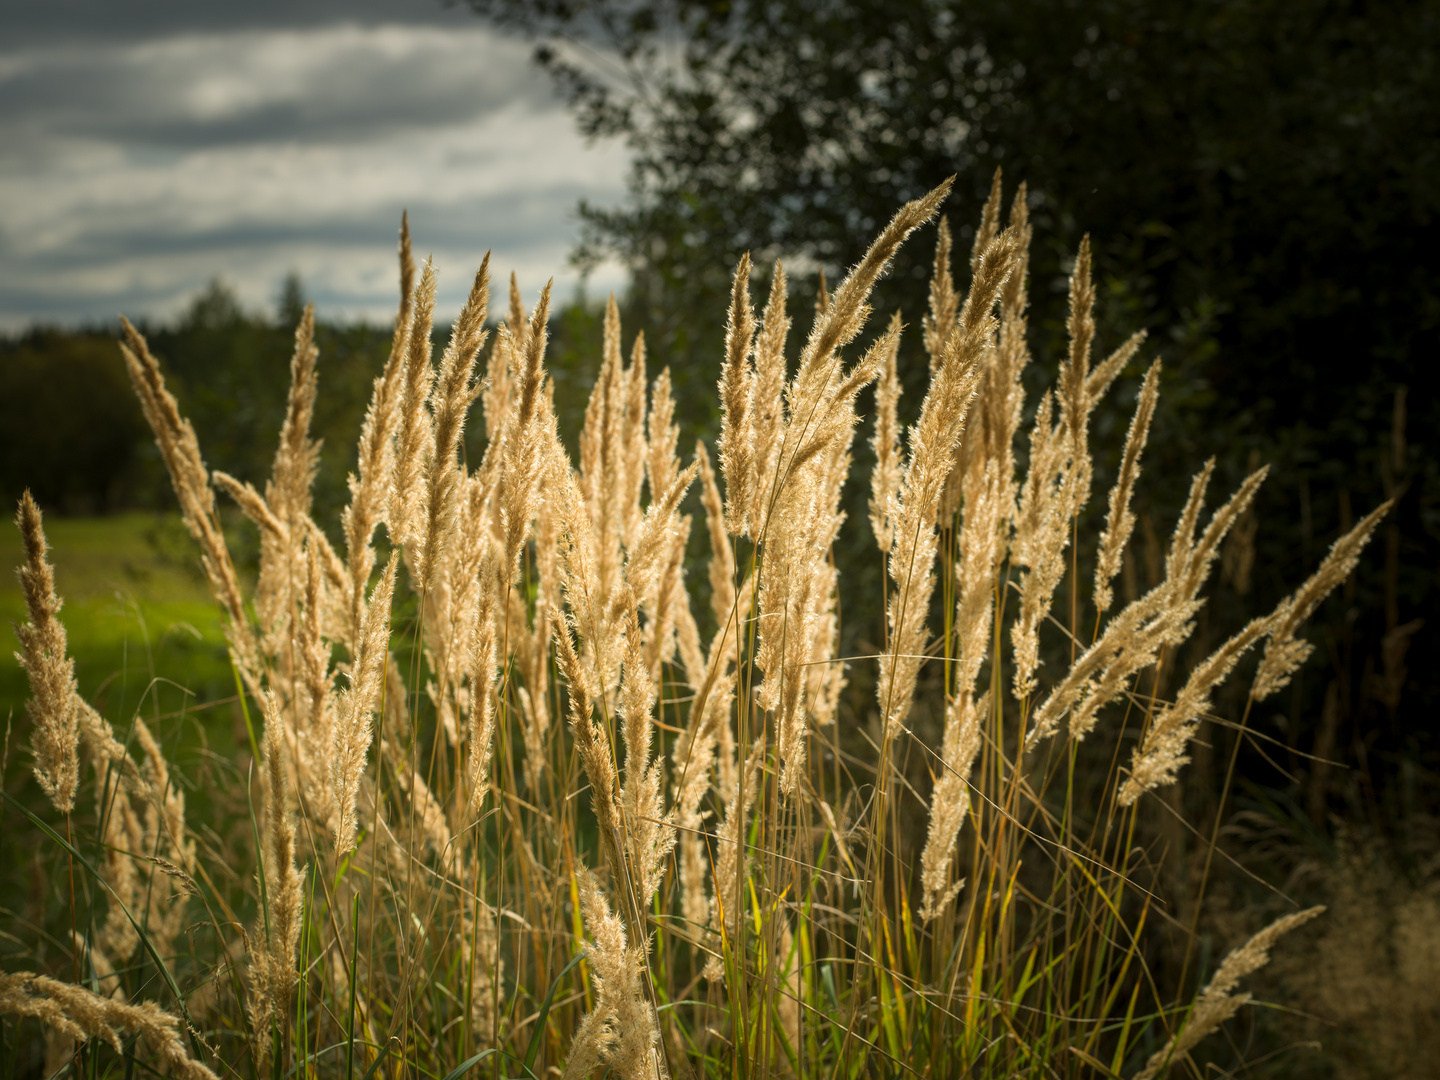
[0, 512, 234, 730]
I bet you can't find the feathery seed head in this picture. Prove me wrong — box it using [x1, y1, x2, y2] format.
[332, 552, 396, 855]
[13, 492, 80, 813]
[1120, 612, 1277, 804]
[718, 252, 757, 534]
[647, 367, 680, 507]
[924, 217, 958, 373]
[418, 253, 491, 591]
[797, 178, 953, 397]
[118, 317, 258, 685]
[1133, 908, 1323, 1080]
[868, 312, 904, 552]
[390, 258, 439, 551]
[1094, 359, 1161, 614]
[970, 167, 1004, 275]
[1252, 500, 1391, 700]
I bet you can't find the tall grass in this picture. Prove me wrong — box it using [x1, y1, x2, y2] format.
[5, 179, 1388, 1080]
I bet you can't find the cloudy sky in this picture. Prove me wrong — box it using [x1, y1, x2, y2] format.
[0, 0, 632, 332]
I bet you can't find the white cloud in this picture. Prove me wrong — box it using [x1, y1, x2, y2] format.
[0, 22, 632, 330]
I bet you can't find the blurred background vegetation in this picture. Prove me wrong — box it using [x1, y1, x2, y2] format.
[2, 0, 1437, 1069]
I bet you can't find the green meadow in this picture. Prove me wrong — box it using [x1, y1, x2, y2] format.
[0, 513, 233, 734]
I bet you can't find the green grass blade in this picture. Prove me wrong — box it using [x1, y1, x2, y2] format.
[522, 950, 585, 1075]
[2, 790, 204, 1064]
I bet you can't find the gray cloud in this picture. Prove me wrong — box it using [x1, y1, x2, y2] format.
[0, 25, 554, 150]
[0, 0, 477, 46]
[0, 14, 629, 331]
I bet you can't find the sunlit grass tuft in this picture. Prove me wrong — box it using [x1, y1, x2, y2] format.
[1, 181, 1387, 1080]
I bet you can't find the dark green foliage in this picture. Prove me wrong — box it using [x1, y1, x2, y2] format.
[2, 282, 395, 547]
[0, 330, 150, 515]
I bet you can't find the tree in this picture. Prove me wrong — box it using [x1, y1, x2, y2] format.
[469, 0, 1438, 386]
[276, 271, 308, 330]
[182, 277, 248, 331]
[0, 330, 150, 513]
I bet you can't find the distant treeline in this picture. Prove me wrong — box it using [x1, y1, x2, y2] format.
[0, 279, 643, 528]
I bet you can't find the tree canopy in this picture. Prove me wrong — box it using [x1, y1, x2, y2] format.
[468, 0, 1437, 394]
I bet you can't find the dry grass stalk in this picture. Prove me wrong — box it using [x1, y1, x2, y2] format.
[389, 258, 439, 554]
[868, 311, 904, 553]
[87, 747, 158, 985]
[256, 303, 321, 665]
[923, 216, 958, 373]
[418, 254, 491, 592]
[13, 493, 198, 961]
[913, 187, 1027, 914]
[119, 317, 260, 690]
[1095, 359, 1161, 615]
[1009, 388, 1069, 699]
[759, 307, 892, 790]
[343, 216, 414, 641]
[672, 668, 733, 935]
[549, 399, 701, 945]
[552, 598, 624, 881]
[1118, 613, 1277, 805]
[969, 168, 1005, 277]
[621, 333, 650, 545]
[684, 437, 746, 838]
[517, 486, 559, 794]
[876, 230, 1013, 741]
[1026, 462, 1269, 748]
[917, 453, 1008, 919]
[1010, 235, 1096, 698]
[500, 282, 555, 578]
[938, 172, 1006, 520]
[579, 296, 630, 619]
[463, 551, 502, 816]
[1133, 907, 1324, 1080]
[617, 605, 677, 912]
[989, 181, 1032, 490]
[248, 691, 305, 1059]
[746, 262, 791, 533]
[294, 536, 337, 825]
[1252, 500, 1392, 700]
[93, 761, 145, 964]
[784, 180, 953, 469]
[1009, 234, 1145, 698]
[562, 871, 665, 1080]
[14, 491, 80, 813]
[919, 691, 987, 920]
[647, 368, 680, 522]
[713, 208, 935, 790]
[718, 253, 757, 535]
[130, 716, 195, 956]
[0, 972, 218, 1080]
[332, 552, 397, 854]
[704, 741, 765, 983]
